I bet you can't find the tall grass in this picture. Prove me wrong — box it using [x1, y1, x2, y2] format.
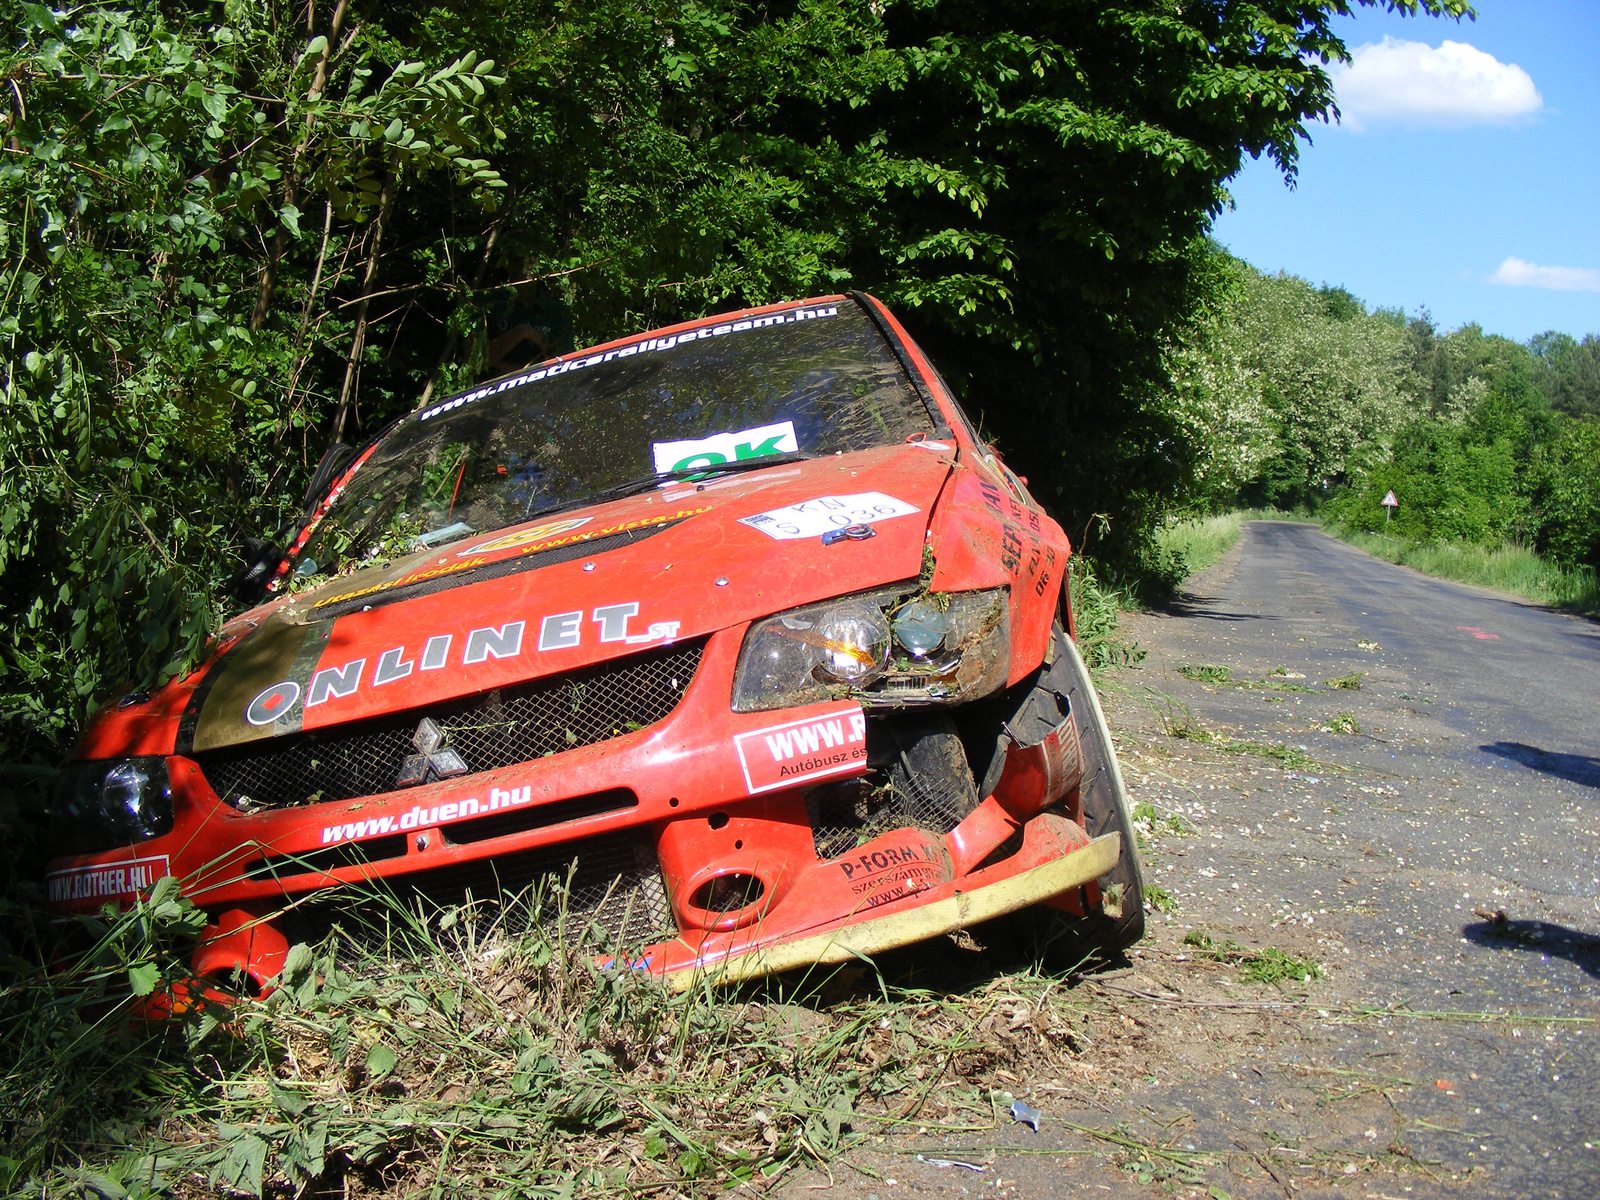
[1328, 525, 1600, 616]
[2, 878, 1094, 1198]
[1153, 508, 1305, 579]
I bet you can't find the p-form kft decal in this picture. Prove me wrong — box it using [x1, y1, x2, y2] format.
[47, 855, 171, 904]
[246, 602, 681, 723]
[733, 705, 868, 795]
[738, 493, 920, 541]
[651, 420, 799, 475]
[417, 306, 839, 423]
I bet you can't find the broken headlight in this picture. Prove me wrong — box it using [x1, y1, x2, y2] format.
[733, 584, 1009, 712]
[51, 757, 175, 856]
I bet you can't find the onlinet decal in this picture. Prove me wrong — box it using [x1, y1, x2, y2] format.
[733, 705, 867, 795]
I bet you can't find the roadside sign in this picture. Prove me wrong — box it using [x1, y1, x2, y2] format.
[1381, 490, 1398, 525]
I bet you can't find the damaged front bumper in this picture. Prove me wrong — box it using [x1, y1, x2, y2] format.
[50, 621, 1107, 993]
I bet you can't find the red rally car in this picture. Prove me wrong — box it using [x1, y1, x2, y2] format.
[46, 292, 1145, 993]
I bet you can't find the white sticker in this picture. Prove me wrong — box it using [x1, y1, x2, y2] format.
[652, 421, 798, 475]
[738, 492, 920, 540]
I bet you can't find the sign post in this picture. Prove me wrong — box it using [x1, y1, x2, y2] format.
[1381, 490, 1399, 526]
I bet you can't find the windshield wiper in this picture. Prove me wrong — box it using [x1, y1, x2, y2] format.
[522, 451, 815, 521]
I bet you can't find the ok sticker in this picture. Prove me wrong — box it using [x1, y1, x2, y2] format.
[651, 421, 798, 475]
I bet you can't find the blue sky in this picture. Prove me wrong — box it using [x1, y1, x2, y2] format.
[1210, 0, 1600, 341]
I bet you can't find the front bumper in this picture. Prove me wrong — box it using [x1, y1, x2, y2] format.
[47, 622, 1100, 987]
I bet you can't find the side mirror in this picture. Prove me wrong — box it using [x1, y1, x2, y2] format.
[225, 537, 284, 604]
[302, 442, 355, 514]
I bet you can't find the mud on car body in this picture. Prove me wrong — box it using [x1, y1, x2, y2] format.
[47, 293, 1144, 994]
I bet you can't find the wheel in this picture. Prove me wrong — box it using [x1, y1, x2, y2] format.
[980, 624, 1145, 969]
[1053, 626, 1146, 953]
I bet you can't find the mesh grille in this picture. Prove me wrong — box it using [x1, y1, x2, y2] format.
[279, 832, 675, 948]
[198, 641, 704, 811]
[806, 719, 978, 859]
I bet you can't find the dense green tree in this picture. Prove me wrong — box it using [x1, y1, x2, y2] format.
[0, 0, 1473, 783]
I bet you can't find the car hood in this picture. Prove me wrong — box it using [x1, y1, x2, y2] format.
[108, 442, 957, 756]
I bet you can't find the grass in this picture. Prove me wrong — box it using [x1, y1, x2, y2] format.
[1326, 524, 1600, 616]
[1323, 671, 1363, 691]
[1152, 697, 1317, 770]
[1176, 663, 1232, 684]
[1142, 884, 1179, 915]
[1153, 508, 1305, 579]
[1321, 712, 1361, 735]
[1181, 932, 1325, 987]
[1, 876, 1104, 1199]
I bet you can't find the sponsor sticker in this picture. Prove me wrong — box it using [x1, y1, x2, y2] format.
[416, 306, 838, 424]
[651, 420, 799, 475]
[247, 681, 302, 726]
[47, 855, 170, 904]
[739, 493, 920, 540]
[459, 516, 592, 556]
[320, 784, 535, 846]
[733, 705, 868, 795]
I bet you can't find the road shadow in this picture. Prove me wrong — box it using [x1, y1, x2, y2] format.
[1480, 741, 1600, 789]
[1159, 591, 1278, 624]
[1464, 916, 1600, 979]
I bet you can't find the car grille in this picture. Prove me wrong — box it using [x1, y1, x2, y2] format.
[197, 641, 704, 811]
[278, 831, 675, 949]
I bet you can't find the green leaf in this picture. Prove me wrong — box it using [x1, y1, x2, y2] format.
[365, 1043, 397, 1079]
[268, 1074, 311, 1116]
[127, 961, 161, 997]
[278, 204, 302, 237]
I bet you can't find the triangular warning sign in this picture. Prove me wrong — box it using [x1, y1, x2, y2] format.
[1381, 490, 1398, 507]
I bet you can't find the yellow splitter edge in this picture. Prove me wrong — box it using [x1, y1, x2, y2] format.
[667, 831, 1122, 990]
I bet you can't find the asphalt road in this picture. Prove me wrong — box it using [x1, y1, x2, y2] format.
[782, 520, 1600, 1199]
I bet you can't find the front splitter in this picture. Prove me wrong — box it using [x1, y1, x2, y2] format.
[664, 831, 1121, 990]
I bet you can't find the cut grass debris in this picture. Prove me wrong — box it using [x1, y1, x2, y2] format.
[1181, 932, 1325, 987]
[1324, 671, 1364, 690]
[1321, 712, 1361, 735]
[1177, 663, 1233, 684]
[1132, 800, 1189, 839]
[1142, 884, 1179, 915]
[1153, 698, 1317, 770]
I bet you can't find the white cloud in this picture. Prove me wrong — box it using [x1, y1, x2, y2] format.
[1487, 257, 1600, 293]
[1330, 38, 1541, 129]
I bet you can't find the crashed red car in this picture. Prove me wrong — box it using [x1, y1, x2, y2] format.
[46, 293, 1144, 992]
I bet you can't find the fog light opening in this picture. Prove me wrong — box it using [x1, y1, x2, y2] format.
[679, 871, 770, 931]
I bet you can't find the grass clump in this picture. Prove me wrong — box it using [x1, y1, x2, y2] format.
[1142, 884, 1179, 915]
[1176, 663, 1232, 684]
[1327, 525, 1600, 616]
[1070, 557, 1146, 670]
[1324, 671, 1364, 690]
[1321, 712, 1360, 735]
[1181, 932, 1324, 987]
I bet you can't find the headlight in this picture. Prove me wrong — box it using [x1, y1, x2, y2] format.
[51, 757, 174, 856]
[733, 584, 1009, 712]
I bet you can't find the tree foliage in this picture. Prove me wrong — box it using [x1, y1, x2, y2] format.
[1, 0, 1472, 781]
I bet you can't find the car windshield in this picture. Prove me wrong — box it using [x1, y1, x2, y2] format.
[289, 300, 939, 579]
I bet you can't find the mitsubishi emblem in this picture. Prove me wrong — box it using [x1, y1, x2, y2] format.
[395, 717, 470, 787]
